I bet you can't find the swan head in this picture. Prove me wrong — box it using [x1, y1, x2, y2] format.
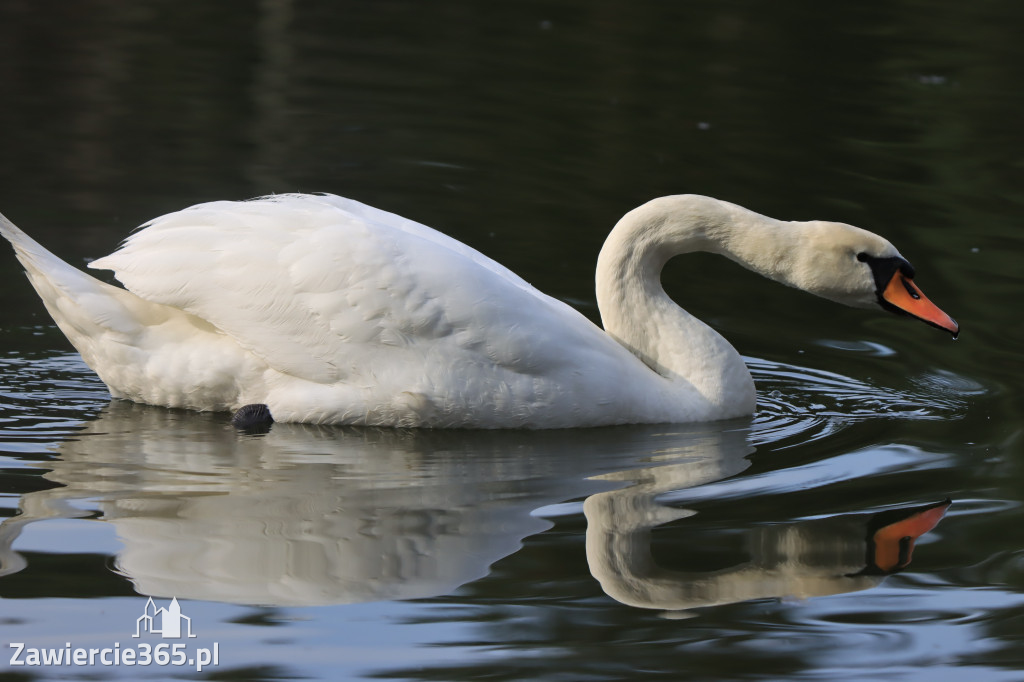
[601, 196, 959, 340]
[795, 220, 959, 338]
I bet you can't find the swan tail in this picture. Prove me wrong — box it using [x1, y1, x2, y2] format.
[0, 211, 74, 283]
[0, 211, 152, 355]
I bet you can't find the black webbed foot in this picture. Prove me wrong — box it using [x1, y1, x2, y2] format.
[231, 404, 274, 433]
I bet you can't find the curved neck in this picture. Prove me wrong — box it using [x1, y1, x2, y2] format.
[596, 195, 793, 418]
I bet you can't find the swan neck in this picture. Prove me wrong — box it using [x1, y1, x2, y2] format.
[596, 195, 796, 314]
[595, 195, 767, 419]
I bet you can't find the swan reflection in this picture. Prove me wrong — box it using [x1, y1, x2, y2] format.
[0, 402, 947, 611]
[586, 475, 949, 614]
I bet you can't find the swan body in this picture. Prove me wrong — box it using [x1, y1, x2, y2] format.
[0, 194, 957, 428]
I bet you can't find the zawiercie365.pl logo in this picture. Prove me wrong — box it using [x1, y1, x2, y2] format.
[9, 597, 220, 672]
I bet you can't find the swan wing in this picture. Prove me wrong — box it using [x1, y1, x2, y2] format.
[87, 194, 607, 388]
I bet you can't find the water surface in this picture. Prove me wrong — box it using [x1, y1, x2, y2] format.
[1, 1, 1022, 680]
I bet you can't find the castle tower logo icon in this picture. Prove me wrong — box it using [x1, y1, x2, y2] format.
[133, 597, 197, 639]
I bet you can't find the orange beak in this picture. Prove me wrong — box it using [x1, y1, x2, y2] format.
[882, 271, 959, 338]
[871, 500, 951, 572]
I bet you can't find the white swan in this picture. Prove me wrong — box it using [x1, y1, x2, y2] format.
[0, 194, 957, 428]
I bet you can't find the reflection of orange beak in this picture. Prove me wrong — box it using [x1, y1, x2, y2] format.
[882, 271, 959, 338]
[871, 499, 951, 573]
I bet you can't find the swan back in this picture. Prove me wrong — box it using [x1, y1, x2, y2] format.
[89, 195, 539, 384]
[86, 194, 685, 426]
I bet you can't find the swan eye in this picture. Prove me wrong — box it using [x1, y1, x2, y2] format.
[856, 252, 870, 262]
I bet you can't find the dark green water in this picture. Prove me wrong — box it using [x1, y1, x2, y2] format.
[1, 1, 1021, 680]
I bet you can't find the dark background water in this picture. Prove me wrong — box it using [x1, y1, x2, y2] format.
[0, 1, 1022, 680]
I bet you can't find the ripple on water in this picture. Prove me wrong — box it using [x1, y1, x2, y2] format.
[815, 338, 899, 357]
[747, 355, 976, 447]
[0, 350, 978, 446]
[0, 351, 108, 450]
